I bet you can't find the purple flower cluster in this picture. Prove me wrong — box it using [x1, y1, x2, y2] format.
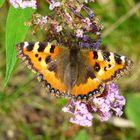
[49, 0, 61, 10]
[85, 0, 95, 3]
[10, 0, 101, 51]
[32, 14, 48, 29]
[93, 84, 126, 121]
[62, 100, 93, 127]
[9, 0, 37, 9]
[62, 84, 126, 127]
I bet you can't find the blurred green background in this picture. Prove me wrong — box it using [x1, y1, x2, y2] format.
[0, 0, 140, 140]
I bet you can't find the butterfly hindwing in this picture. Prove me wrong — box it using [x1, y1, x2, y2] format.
[71, 77, 104, 100]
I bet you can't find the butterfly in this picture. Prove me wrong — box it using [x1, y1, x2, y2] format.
[16, 41, 133, 100]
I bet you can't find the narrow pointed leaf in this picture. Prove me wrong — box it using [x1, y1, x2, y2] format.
[4, 6, 35, 86]
[0, 0, 5, 8]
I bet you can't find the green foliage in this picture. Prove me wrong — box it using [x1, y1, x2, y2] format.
[19, 122, 37, 140]
[4, 6, 35, 86]
[126, 94, 140, 131]
[0, 0, 5, 8]
[57, 98, 67, 107]
[73, 130, 88, 140]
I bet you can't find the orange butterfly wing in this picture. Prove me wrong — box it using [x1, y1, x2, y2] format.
[71, 78, 104, 99]
[88, 50, 133, 82]
[17, 42, 67, 95]
[17, 42, 132, 100]
[70, 49, 132, 100]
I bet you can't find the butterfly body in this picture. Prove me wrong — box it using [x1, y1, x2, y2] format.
[17, 41, 133, 100]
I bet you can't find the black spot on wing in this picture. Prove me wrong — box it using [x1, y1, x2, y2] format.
[108, 64, 111, 68]
[94, 62, 100, 72]
[38, 57, 42, 61]
[93, 51, 98, 59]
[26, 42, 34, 51]
[50, 45, 56, 53]
[45, 55, 51, 64]
[104, 64, 112, 71]
[103, 51, 110, 62]
[114, 54, 122, 64]
[104, 67, 107, 71]
[38, 42, 46, 52]
[35, 54, 38, 57]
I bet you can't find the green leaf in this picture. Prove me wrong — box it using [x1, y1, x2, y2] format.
[4, 6, 35, 86]
[57, 98, 67, 107]
[74, 130, 88, 140]
[19, 122, 37, 140]
[0, 0, 5, 8]
[125, 94, 140, 131]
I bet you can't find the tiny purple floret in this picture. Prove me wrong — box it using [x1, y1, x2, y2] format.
[9, 0, 37, 9]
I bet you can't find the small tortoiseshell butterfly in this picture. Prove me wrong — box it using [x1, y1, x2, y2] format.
[16, 42, 133, 100]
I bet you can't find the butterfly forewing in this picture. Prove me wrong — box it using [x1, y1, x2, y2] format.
[88, 50, 133, 83]
[17, 42, 68, 94]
